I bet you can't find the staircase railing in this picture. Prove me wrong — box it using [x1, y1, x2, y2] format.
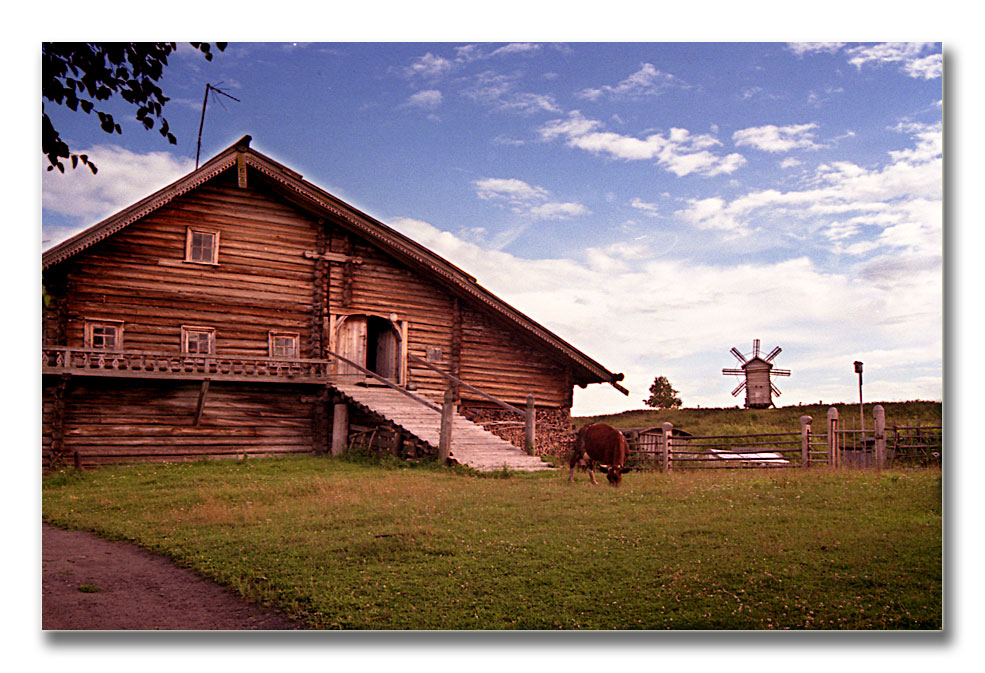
[324, 348, 440, 413]
[407, 353, 536, 454]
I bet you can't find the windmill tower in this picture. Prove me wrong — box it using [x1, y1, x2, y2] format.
[722, 339, 791, 409]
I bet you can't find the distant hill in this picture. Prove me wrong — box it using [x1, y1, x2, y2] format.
[575, 400, 942, 436]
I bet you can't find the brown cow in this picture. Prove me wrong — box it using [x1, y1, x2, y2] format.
[568, 423, 631, 487]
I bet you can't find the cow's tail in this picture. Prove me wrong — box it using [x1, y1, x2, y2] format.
[569, 430, 586, 468]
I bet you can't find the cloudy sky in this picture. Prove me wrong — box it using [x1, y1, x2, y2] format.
[40, 40, 943, 416]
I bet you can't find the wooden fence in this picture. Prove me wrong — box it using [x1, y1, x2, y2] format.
[625, 405, 942, 471]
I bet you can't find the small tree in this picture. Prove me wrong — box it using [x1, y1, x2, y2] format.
[643, 376, 682, 409]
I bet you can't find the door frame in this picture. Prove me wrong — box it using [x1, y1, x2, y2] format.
[328, 312, 407, 385]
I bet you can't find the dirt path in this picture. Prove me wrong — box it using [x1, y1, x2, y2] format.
[42, 523, 303, 630]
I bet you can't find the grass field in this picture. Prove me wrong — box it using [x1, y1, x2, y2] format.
[42, 456, 942, 630]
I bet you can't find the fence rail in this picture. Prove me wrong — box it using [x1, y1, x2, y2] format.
[625, 406, 941, 472]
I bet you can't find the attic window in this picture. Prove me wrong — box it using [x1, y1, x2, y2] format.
[269, 332, 300, 359]
[185, 227, 219, 265]
[182, 325, 215, 355]
[84, 319, 123, 350]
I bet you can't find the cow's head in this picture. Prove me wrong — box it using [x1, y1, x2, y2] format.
[606, 464, 629, 487]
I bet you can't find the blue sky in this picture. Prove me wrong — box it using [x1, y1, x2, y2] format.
[40, 40, 943, 417]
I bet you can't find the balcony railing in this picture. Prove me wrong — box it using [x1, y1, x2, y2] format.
[42, 346, 334, 384]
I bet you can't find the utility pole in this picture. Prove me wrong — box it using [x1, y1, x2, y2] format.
[854, 361, 864, 437]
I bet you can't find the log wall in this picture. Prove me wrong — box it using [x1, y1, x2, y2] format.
[59, 173, 321, 358]
[460, 305, 572, 409]
[58, 378, 317, 466]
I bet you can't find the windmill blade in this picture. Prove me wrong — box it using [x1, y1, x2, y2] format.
[722, 368, 745, 375]
[771, 369, 791, 377]
[730, 347, 747, 364]
[753, 339, 760, 358]
[770, 382, 782, 397]
[731, 381, 747, 397]
[765, 346, 782, 362]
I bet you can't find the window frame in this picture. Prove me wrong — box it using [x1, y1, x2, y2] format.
[84, 319, 124, 350]
[181, 325, 216, 356]
[268, 331, 301, 360]
[184, 227, 220, 265]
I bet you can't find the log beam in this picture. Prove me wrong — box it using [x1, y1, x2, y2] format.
[194, 378, 211, 426]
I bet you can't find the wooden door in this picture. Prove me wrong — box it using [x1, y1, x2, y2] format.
[374, 322, 399, 381]
[335, 315, 367, 378]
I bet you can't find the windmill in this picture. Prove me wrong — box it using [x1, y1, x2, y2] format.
[722, 339, 791, 409]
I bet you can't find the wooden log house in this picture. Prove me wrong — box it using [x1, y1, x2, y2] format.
[42, 136, 627, 469]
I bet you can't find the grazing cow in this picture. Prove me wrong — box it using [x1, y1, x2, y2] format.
[568, 423, 630, 487]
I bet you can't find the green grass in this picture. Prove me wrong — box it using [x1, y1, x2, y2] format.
[576, 400, 942, 436]
[42, 456, 941, 630]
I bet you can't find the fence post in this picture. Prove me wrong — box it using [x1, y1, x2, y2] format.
[800, 415, 812, 469]
[331, 398, 348, 456]
[827, 407, 839, 469]
[873, 404, 886, 470]
[439, 387, 456, 463]
[661, 422, 673, 473]
[525, 394, 536, 455]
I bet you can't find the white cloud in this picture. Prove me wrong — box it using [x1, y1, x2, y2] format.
[527, 202, 589, 219]
[42, 145, 194, 246]
[492, 135, 525, 147]
[630, 198, 661, 217]
[401, 52, 454, 79]
[732, 123, 822, 153]
[904, 54, 943, 80]
[676, 122, 942, 257]
[490, 43, 541, 58]
[472, 177, 589, 221]
[787, 42, 846, 56]
[676, 197, 752, 237]
[788, 42, 942, 81]
[404, 89, 443, 110]
[846, 42, 942, 79]
[540, 111, 747, 177]
[577, 63, 683, 101]
[463, 71, 561, 115]
[474, 177, 549, 203]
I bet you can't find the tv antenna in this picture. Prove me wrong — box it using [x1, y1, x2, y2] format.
[195, 83, 241, 168]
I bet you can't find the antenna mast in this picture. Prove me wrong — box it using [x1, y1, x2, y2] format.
[196, 83, 241, 168]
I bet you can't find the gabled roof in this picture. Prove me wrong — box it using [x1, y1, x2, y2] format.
[740, 357, 774, 369]
[43, 135, 627, 394]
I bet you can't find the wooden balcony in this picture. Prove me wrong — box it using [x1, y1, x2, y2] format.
[42, 347, 334, 385]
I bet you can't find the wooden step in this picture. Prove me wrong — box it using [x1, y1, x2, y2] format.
[331, 382, 554, 472]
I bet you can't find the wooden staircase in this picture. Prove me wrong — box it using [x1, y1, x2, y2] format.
[330, 382, 554, 472]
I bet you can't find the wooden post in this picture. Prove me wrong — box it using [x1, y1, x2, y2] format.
[661, 422, 673, 473]
[800, 415, 812, 469]
[525, 394, 536, 455]
[439, 387, 455, 464]
[873, 404, 886, 470]
[331, 399, 348, 456]
[827, 407, 839, 469]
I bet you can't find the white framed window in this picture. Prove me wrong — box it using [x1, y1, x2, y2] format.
[269, 331, 300, 359]
[185, 227, 220, 265]
[84, 319, 123, 350]
[181, 325, 215, 355]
